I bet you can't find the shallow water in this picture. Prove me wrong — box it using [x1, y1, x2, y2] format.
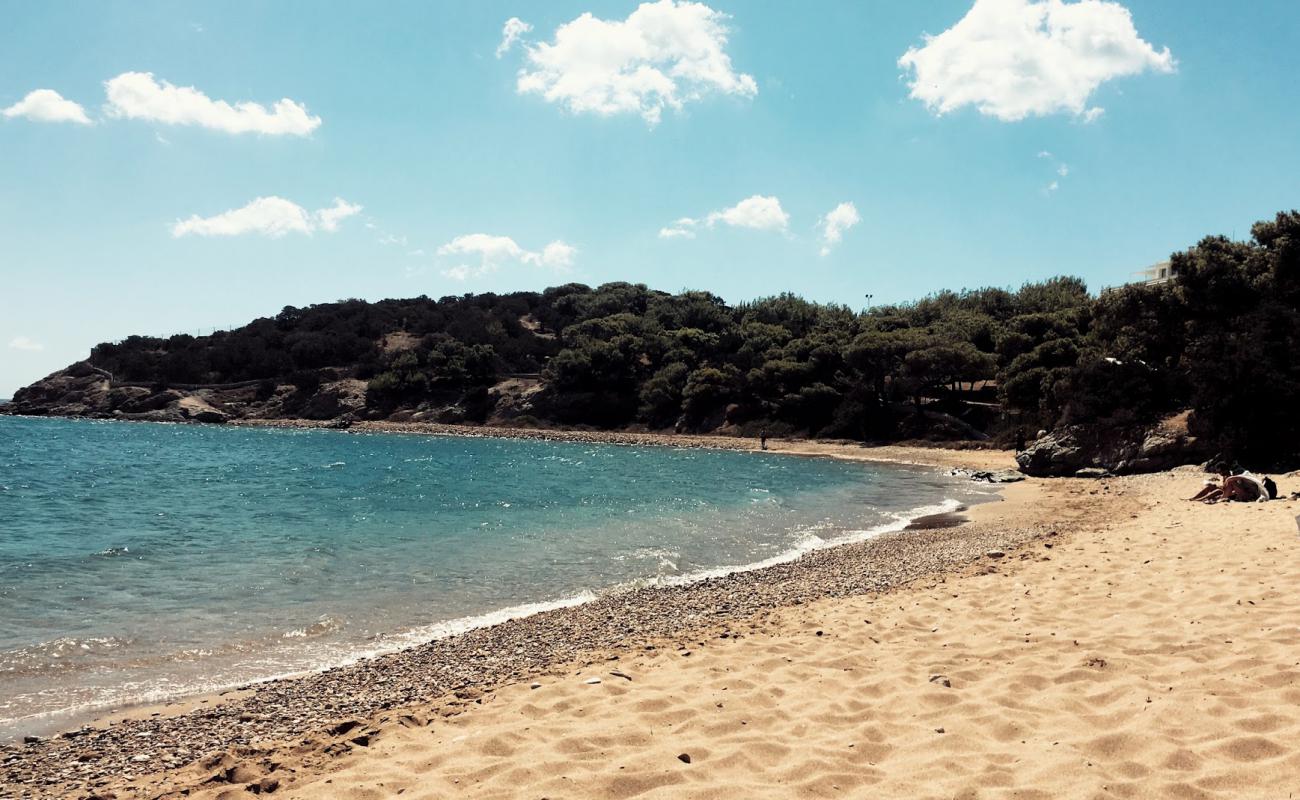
[0, 416, 990, 738]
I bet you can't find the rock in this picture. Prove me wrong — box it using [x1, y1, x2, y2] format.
[583, 677, 601, 685]
[177, 396, 228, 424]
[985, 550, 1005, 559]
[677, 753, 692, 764]
[1074, 467, 1111, 479]
[964, 469, 1025, 483]
[118, 389, 184, 414]
[1017, 416, 1209, 477]
[301, 381, 367, 421]
[928, 674, 952, 688]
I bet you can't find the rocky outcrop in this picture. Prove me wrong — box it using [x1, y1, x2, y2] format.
[485, 377, 544, 424]
[300, 380, 368, 421]
[6, 361, 112, 417]
[177, 396, 229, 424]
[1017, 415, 1209, 477]
[3, 363, 235, 424]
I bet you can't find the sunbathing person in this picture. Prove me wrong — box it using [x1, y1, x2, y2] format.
[1190, 471, 1271, 503]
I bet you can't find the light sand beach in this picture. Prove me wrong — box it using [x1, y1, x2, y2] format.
[200, 471, 1298, 800]
[7, 441, 1299, 799]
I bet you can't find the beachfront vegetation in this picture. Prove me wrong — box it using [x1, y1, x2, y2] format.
[80, 211, 1300, 466]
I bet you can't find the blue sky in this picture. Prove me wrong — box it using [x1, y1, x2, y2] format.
[2, 0, 1298, 395]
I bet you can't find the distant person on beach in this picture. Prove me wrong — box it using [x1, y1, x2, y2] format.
[1015, 428, 1026, 453]
[1188, 466, 1275, 503]
[760, 429, 768, 451]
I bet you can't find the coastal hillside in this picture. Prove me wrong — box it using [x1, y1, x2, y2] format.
[7, 211, 1299, 470]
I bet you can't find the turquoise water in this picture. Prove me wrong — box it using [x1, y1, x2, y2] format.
[0, 416, 986, 739]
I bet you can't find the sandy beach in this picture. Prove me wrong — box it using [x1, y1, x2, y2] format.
[4, 437, 1298, 799]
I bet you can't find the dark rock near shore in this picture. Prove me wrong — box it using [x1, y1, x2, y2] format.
[1017, 417, 1208, 477]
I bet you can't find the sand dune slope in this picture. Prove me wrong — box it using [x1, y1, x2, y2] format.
[172, 472, 1300, 799]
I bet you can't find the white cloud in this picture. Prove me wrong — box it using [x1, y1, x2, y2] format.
[526, 240, 577, 269]
[898, 0, 1175, 122]
[817, 201, 861, 256]
[8, 336, 44, 352]
[661, 195, 789, 239]
[1044, 180, 1060, 194]
[437, 234, 576, 280]
[706, 195, 789, 231]
[497, 17, 533, 58]
[658, 219, 698, 239]
[513, 0, 757, 125]
[104, 72, 321, 136]
[1, 89, 91, 125]
[172, 196, 362, 238]
[1057, 163, 1070, 176]
[315, 198, 363, 232]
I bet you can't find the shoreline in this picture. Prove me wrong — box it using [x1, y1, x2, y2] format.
[0, 441, 1028, 797]
[230, 417, 1015, 472]
[5, 493, 987, 746]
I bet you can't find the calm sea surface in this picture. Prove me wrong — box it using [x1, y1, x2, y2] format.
[0, 416, 989, 739]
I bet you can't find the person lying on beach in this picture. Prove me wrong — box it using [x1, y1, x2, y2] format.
[1188, 471, 1274, 503]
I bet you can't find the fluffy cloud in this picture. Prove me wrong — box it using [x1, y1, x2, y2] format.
[660, 195, 789, 238]
[315, 198, 364, 232]
[437, 234, 576, 280]
[8, 336, 44, 352]
[1, 89, 91, 125]
[898, 0, 1175, 122]
[104, 72, 321, 135]
[817, 202, 860, 256]
[497, 17, 533, 58]
[513, 0, 757, 125]
[172, 197, 361, 238]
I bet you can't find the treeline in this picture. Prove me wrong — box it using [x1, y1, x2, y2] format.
[84, 211, 1300, 467]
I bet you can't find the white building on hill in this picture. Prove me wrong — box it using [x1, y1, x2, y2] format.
[1133, 260, 1176, 286]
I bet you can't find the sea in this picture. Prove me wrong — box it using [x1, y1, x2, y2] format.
[0, 416, 992, 740]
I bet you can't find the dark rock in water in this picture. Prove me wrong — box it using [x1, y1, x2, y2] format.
[1017, 418, 1208, 477]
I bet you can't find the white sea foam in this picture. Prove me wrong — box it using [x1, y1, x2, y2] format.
[652, 497, 965, 588]
[327, 496, 969, 663]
